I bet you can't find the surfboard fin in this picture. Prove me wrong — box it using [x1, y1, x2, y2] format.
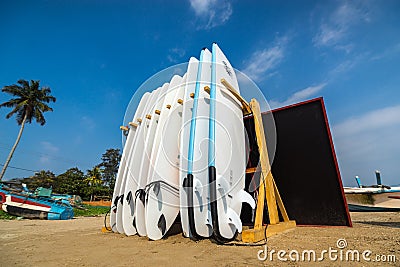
[216, 176, 230, 193]
[158, 214, 166, 236]
[194, 178, 203, 196]
[153, 182, 160, 196]
[216, 176, 229, 213]
[113, 196, 120, 208]
[136, 189, 146, 204]
[231, 189, 256, 211]
[126, 191, 133, 204]
[227, 208, 242, 232]
[205, 209, 213, 227]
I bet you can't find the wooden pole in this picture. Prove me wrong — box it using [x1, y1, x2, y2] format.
[249, 99, 279, 226]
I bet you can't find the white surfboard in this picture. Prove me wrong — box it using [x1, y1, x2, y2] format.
[191, 48, 213, 238]
[120, 87, 163, 235]
[134, 76, 182, 236]
[209, 43, 255, 241]
[145, 74, 187, 240]
[178, 57, 200, 238]
[116, 89, 161, 234]
[111, 92, 150, 233]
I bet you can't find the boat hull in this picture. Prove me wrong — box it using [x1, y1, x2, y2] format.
[0, 189, 74, 220]
[345, 187, 400, 212]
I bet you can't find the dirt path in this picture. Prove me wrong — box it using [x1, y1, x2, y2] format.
[0, 212, 399, 266]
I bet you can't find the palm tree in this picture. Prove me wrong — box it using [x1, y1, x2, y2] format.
[85, 167, 103, 201]
[0, 79, 56, 180]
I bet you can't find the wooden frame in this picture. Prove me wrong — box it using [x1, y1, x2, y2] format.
[221, 80, 296, 243]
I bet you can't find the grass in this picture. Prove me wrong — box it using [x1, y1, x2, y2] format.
[73, 204, 110, 217]
[0, 209, 17, 220]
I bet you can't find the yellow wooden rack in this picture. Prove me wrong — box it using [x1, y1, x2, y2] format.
[221, 79, 296, 243]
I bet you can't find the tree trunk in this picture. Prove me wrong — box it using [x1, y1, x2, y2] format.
[0, 113, 28, 180]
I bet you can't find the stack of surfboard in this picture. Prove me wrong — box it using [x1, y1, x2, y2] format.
[111, 43, 255, 242]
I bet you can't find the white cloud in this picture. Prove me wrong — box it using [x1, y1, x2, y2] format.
[332, 105, 400, 186]
[314, 23, 346, 47]
[269, 83, 327, 109]
[190, 0, 211, 15]
[40, 141, 59, 153]
[313, 1, 371, 50]
[333, 105, 400, 137]
[189, 0, 233, 29]
[241, 37, 288, 82]
[39, 141, 59, 163]
[80, 116, 96, 130]
[172, 66, 185, 76]
[329, 60, 357, 76]
[370, 43, 400, 61]
[328, 52, 368, 78]
[167, 48, 186, 63]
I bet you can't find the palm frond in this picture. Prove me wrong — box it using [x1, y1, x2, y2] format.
[0, 99, 20, 108]
[30, 80, 40, 91]
[1, 79, 55, 126]
[34, 108, 46, 125]
[2, 85, 25, 97]
[17, 79, 30, 90]
[6, 107, 21, 119]
[16, 110, 27, 125]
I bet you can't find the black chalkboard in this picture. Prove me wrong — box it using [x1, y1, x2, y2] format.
[241, 98, 351, 226]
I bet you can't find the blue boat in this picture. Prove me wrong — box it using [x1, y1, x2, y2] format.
[344, 171, 400, 212]
[0, 182, 74, 220]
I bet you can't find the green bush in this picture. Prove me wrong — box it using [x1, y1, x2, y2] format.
[0, 209, 17, 220]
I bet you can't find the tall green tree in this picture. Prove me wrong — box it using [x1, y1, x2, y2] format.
[98, 148, 121, 189]
[0, 79, 56, 180]
[22, 170, 56, 189]
[85, 166, 103, 201]
[54, 167, 86, 195]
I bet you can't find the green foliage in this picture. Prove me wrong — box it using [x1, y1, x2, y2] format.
[22, 170, 56, 189]
[54, 168, 86, 195]
[73, 204, 110, 217]
[0, 79, 56, 125]
[15, 147, 121, 201]
[20, 167, 106, 201]
[0, 79, 120, 200]
[0, 79, 56, 181]
[0, 209, 17, 220]
[85, 166, 103, 201]
[98, 148, 121, 189]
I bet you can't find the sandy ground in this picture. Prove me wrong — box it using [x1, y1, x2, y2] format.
[0, 212, 399, 267]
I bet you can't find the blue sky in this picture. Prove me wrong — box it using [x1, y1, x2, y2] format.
[0, 0, 399, 186]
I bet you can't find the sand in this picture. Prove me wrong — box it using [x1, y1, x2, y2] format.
[0, 212, 399, 266]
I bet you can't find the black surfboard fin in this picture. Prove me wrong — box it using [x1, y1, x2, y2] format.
[153, 182, 161, 196]
[158, 214, 167, 236]
[126, 191, 132, 204]
[136, 189, 146, 204]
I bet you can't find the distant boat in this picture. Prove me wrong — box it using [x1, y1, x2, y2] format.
[0, 181, 74, 220]
[344, 171, 400, 212]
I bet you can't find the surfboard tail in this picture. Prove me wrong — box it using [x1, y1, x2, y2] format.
[183, 173, 203, 240]
[208, 166, 238, 243]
